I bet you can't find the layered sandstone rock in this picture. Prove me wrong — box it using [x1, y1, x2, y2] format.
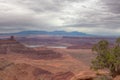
[0, 36, 62, 59]
[0, 59, 74, 80]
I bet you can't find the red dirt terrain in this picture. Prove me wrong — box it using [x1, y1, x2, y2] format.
[0, 37, 62, 60]
[0, 58, 74, 80]
[0, 37, 75, 80]
[0, 36, 118, 80]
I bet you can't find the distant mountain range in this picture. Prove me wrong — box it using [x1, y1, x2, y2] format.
[0, 31, 92, 37]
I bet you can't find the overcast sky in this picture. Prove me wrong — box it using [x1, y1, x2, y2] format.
[0, 0, 120, 36]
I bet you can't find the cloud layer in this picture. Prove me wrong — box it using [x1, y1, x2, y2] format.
[0, 0, 120, 36]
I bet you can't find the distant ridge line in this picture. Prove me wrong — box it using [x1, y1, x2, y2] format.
[0, 30, 92, 37]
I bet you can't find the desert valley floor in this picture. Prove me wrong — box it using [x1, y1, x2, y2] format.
[0, 48, 96, 80]
[0, 36, 116, 80]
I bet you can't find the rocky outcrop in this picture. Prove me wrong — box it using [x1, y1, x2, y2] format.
[0, 58, 14, 70]
[114, 76, 120, 80]
[33, 68, 52, 76]
[71, 71, 96, 80]
[0, 59, 74, 80]
[0, 62, 52, 80]
[52, 71, 74, 80]
[0, 36, 63, 60]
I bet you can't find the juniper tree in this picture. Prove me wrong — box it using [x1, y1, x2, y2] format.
[91, 38, 120, 77]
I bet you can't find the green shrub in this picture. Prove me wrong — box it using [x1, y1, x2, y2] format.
[91, 38, 120, 77]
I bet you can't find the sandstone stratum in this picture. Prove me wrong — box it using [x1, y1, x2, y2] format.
[0, 36, 62, 60]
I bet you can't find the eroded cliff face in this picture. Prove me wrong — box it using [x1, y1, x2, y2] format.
[0, 37, 74, 80]
[0, 37, 63, 60]
[0, 59, 74, 80]
[0, 36, 29, 54]
[0, 37, 109, 80]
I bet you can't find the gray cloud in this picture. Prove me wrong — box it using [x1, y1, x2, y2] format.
[0, 0, 119, 36]
[101, 0, 120, 14]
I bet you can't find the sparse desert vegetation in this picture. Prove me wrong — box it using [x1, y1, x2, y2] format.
[92, 38, 120, 78]
[0, 36, 119, 80]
